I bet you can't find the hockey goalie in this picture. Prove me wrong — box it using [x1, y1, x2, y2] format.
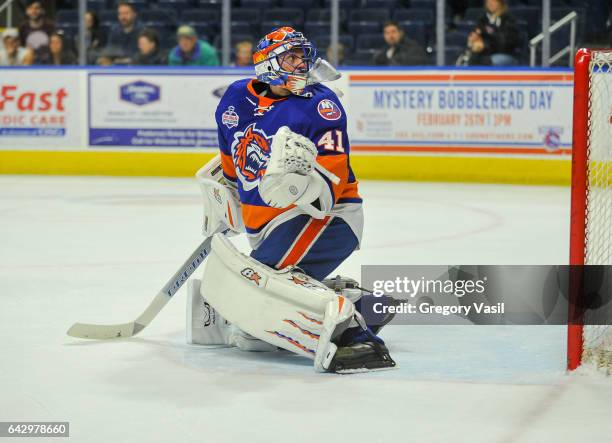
[189, 27, 396, 373]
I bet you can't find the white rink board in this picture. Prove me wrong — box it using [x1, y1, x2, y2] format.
[346, 69, 574, 155]
[0, 67, 574, 158]
[0, 69, 83, 149]
[88, 71, 248, 148]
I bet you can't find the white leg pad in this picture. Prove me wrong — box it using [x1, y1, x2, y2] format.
[200, 234, 355, 370]
[228, 326, 278, 352]
[186, 278, 232, 345]
[188, 278, 277, 351]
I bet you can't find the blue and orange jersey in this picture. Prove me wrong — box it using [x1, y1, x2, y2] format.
[215, 78, 361, 238]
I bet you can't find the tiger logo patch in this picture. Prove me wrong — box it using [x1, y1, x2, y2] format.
[231, 123, 273, 191]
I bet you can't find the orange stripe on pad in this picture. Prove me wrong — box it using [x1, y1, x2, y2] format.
[227, 202, 234, 228]
[283, 319, 320, 340]
[298, 311, 323, 325]
[278, 216, 331, 269]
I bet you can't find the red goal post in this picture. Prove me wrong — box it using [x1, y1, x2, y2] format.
[567, 48, 612, 371]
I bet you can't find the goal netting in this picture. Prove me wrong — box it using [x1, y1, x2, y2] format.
[568, 49, 612, 372]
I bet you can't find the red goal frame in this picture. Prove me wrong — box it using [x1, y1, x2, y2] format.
[567, 49, 591, 371]
[567, 48, 612, 370]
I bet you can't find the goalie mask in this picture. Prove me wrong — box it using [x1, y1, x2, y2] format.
[253, 27, 340, 96]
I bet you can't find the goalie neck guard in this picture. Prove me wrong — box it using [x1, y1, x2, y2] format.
[253, 27, 339, 97]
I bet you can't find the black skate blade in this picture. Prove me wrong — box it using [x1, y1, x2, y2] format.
[329, 343, 397, 374]
[335, 359, 398, 374]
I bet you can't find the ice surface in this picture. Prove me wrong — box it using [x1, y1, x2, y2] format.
[1, 176, 611, 443]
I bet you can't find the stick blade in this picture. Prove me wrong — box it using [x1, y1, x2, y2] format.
[67, 321, 141, 339]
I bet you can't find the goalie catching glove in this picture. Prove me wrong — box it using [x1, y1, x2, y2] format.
[259, 126, 340, 219]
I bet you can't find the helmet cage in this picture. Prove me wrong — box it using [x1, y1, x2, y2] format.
[254, 33, 319, 95]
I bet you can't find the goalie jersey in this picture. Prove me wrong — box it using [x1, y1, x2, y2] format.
[215, 78, 363, 253]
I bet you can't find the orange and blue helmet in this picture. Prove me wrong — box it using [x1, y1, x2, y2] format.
[253, 27, 318, 96]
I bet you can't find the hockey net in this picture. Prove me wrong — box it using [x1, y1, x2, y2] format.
[568, 49, 612, 372]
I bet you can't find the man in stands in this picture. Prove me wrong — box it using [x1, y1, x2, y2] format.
[106, 1, 142, 60]
[168, 25, 219, 66]
[373, 21, 427, 66]
[18, 0, 55, 53]
[233, 40, 253, 67]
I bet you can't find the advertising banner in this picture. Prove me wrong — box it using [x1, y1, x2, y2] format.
[0, 67, 576, 159]
[88, 71, 248, 149]
[347, 70, 574, 155]
[0, 69, 83, 149]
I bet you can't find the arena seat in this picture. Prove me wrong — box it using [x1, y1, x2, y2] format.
[393, 8, 434, 25]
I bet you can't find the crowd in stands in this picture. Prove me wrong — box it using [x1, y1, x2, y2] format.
[0, 0, 610, 67]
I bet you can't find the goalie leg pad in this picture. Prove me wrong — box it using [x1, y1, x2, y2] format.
[200, 234, 354, 369]
[187, 279, 276, 351]
[186, 278, 232, 345]
[229, 326, 278, 352]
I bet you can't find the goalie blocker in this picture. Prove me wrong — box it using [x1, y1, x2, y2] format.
[196, 234, 396, 373]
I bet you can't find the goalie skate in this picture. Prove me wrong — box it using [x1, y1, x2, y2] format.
[328, 341, 396, 374]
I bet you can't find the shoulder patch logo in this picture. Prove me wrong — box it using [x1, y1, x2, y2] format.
[231, 123, 273, 191]
[222, 106, 239, 128]
[317, 99, 342, 121]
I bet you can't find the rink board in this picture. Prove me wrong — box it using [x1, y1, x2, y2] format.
[0, 66, 574, 184]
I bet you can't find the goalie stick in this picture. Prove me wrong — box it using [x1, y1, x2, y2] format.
[66, 236, 213, 339]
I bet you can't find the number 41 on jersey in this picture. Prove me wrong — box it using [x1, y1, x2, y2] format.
[317, 130, 344, 152]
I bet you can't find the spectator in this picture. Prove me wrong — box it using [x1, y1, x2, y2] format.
[106, 2, 142, 60]
[470, 0, 520, 66]
[80, 10, 106, 64]
[374, 21, 427, 66]
[85, 11, 106, 52]
[168, 25, 219, 66]
[36, 31, 77, 65]
[233, 40, 253, 67]
[133, 29, 166, 65]
[18, 0, 55, 51]
[0, 28, 34, 66]
[326, 42, 345, 66]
